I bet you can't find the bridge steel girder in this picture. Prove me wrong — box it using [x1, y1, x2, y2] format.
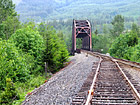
[72, 19, 92, 55]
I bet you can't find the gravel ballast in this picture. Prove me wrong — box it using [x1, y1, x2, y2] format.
[22, 52, 99, 105]
[119, 64, 140, 91]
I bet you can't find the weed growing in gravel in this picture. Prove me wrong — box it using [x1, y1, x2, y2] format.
[12, 74, 51, 105]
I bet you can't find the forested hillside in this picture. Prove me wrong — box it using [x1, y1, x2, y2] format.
[13, 0, 140, 22]
[1, 0, 140, 104]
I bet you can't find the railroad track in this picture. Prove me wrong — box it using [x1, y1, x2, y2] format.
[71, 51, 140, 105]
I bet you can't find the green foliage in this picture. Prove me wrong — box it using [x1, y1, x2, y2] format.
[94, 29, 98, 35]
[0, 0, 20, 40]
[123, 40, 140, 62]
[0, 78, 19, 105]
[65, 33, 72, 52]
[10, 26, 45, 73]
[15, 0, 140, 22]
[0, 0, 17, 23]
[38, 23, 69, 72]
[109, 31, 138, 58]
[57, 31, 64, 40]
[0, 16, 21, 40]
[131, 23, 140, 37]
[76, 38, 82, 49]
[13, 74, 49, 105]
[110, 15, 124, 37]
[92, 34, 111, 53]
[0, 39, 30, 90]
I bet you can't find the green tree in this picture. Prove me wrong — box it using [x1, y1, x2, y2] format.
[110, 15, 124, 37]
[76, 38, 82, 49]
[94, 29, 98, 35]
[57, 31, 64, 40]
[131, 23, 140, 37]
[0, 0, 17, 23]
[109, 31, 138, 58]
[0, 39, 30, 90]
[0, 0, 20, 40]
[0, 16, 21, 40]
[125, 43, 140, 62]
[38, 23, 69, 72]
[10, 26, 45, 73]
[92, 34, 110, 53]
[103, 24, 109, 35]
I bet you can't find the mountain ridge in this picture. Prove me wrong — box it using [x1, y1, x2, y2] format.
[13, 0, 140, 22]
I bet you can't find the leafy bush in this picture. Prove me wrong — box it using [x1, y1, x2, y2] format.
[124, 42, 140, 62]
[10, 26, 45, 73]
[0, 78, 19, 105]
[0, 39, 30, 90]
[13, 74, 49, 105]
[109, 31, 138, 58]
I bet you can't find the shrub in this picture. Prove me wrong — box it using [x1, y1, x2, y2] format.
[109, 31, 138, 58]
[124, 42, 140, 62]
[0, 39, 30, 90]
[0, 78, 20, 105]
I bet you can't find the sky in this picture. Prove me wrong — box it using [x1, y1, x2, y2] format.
[12, 0, 22, 5]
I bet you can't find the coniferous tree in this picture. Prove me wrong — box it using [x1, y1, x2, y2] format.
[110, 15, 124, 37]
[131, 23, 140, 37]
[0, 0, 20, 40]
[0, 0, 17, 23]
[38, 23, 69, 73]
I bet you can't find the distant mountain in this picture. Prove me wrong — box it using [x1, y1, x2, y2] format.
[13, 0, 140, 22]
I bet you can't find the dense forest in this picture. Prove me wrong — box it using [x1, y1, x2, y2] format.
[0, 0, 69, 104]
[0, 0, 140, 104]
[13, 0, 140, 22]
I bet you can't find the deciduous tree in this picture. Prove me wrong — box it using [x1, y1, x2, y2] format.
[109, 31, 138, 58]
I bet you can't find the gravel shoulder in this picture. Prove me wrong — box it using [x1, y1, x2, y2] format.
[119, 63, 140, 94]
[22, 52, 99, 105]
[120, 64, 140, 85]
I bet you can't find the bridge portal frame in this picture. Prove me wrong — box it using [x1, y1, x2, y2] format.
[72, 19, 92, 55]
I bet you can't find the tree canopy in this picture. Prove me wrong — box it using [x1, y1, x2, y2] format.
[0, 39, 30, 90]
[38, 23, 69, 72]
[0, 0, 17, 23]
[109, 31, 138, 58]
[110, 15, 124, 37]
[0, 0, 20, 40]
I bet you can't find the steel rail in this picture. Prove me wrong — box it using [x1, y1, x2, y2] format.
[82, 50, 140, 69]
[113, 59, 140, 103]
[76, 50, 140, 104]
[85, 56, 102, 105]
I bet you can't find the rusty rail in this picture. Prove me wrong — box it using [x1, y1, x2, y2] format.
[113, 59, 140, 103]
[71, 50, 140, 105]
[85, 50, 140, 105]
[76, 50, 140, 105]
[82, 50, 140, 69]
[85, 57, 102, 105]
